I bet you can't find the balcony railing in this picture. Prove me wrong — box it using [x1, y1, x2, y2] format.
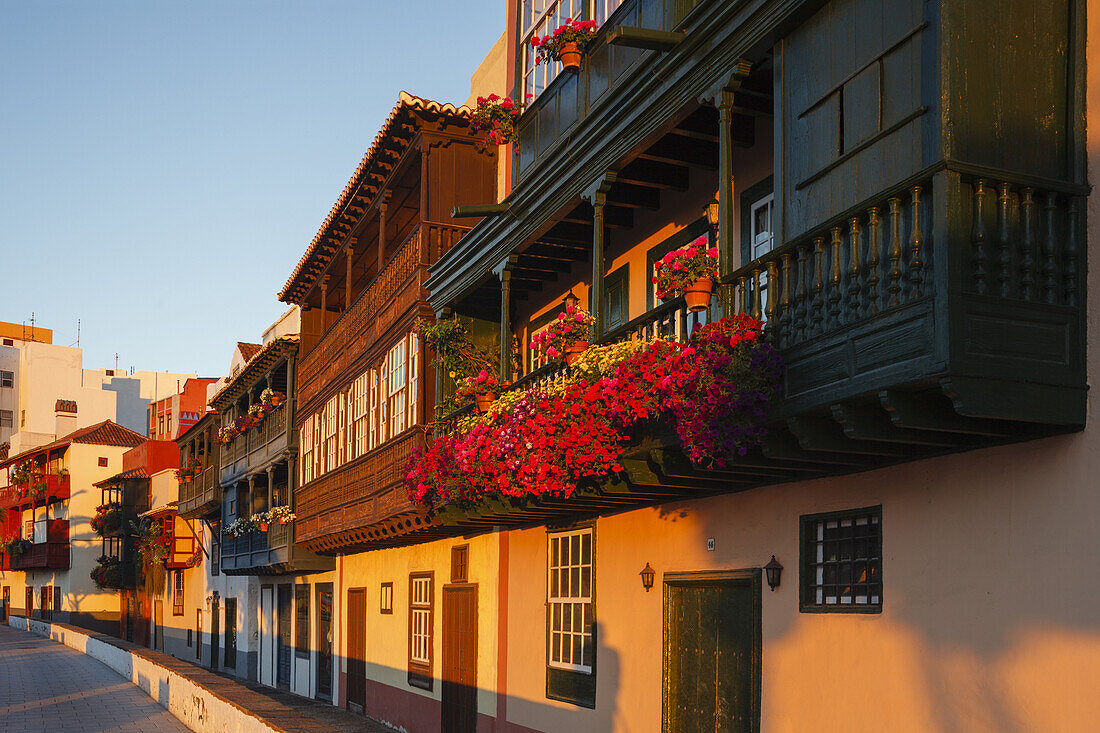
[219, 516, 332, 575]
[178, 464, 220, 518]
[298, 222, 470, 410]
[11, 520, 70, 570]
[1, 474, 70, 510]
[295, 427, 428, 551]
[220, 406, 289, 481]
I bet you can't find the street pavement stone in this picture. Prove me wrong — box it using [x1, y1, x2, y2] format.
[0, 623, 189, 732]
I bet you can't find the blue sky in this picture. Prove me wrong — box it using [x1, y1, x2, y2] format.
[0, 0, 504, 376]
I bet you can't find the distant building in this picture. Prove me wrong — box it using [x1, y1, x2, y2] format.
[147, 377, 219, 441]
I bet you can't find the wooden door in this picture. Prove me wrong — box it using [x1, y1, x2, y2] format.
[316, 585, 334, 700]
[210, 597, 220, 669]
[225, 597, 238, 670]
[25, 587, 33, 619]
[345, 588, 366, 712]
[664, 571, 760, 733]
[2, 587, 9, 623]
[154, 600, 164, 651]
[276, 585, 292, 688]
[441, 584, 478, 733]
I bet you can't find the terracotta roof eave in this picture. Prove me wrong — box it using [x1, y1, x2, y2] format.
[93, 466, 150, 487]
[278, 92, 475, 303]
[1, 420, 146, 468]
[208, 337, 299, 410]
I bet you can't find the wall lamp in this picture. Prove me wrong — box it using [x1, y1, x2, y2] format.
[639, 562, 655, 592]
[764, 555, 783, 591]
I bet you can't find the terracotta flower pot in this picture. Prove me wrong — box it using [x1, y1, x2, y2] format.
[684, 277, 714, 312]
[257, 522, 269, 532]
[271, 395, 283, 406]
[278, 517, 290, 525]
[564, 341, 589, 366]
[475, 392, 497, 413]
[559, 41, 582, 72]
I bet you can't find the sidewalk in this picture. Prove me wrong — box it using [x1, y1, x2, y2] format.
[5, 620, 392, 733]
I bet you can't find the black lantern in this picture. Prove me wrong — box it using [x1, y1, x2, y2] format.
[705, 197, 720, 229]
[562, 290, 580, 310]
[639, 562, 655, 592]
[764, 555, 783, 591]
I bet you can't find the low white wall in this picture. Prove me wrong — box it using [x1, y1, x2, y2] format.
[9, 616, 279, 733]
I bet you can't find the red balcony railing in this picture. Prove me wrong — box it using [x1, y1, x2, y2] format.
[2, 474, 71, 510]
[11, 520, 70, 570]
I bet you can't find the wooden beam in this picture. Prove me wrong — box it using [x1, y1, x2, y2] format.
[561, 205, 633, 229]
[787, 416, 914, 458]
[879, 390, 1016, 437]
[607, 181, 661, 210]
[618, 159, 689, 191]
[639, 135, 720, 170]
[830, 403, 962, 448]
[607, 26, 685, 51]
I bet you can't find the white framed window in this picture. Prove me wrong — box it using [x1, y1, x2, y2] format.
[323, 395, 338, 473]
[406, 333, 419, 430]
[0, 370, 13, 388]
[0, 410, 12, 428]
[521, 0, 592, 100]
[299, 415, 314, 485]
[387, 339, 407, 439]
[408, 572, 433, 689]
[337, 391, 346, 467]
[547, 527, 594, 673]
[353, 370, 369, 457]
[369, 369, 379, 451]
[750, 193, 775, 260]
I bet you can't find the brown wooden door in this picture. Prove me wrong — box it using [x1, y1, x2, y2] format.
[2, 587, 9, 623]
[441, 584, 478, 733]
[346, 588, 366, 712]
[664, 572, 760, 733]
[25, 588, 32, 618]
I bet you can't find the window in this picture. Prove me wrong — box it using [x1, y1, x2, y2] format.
[521, 0, 590, 100]
[451, 545, 469, 583]
[172, 570, 184, 616]
[605, 264, 629, 331]
[40, 586, 51, 620]
[749, 195, 775, 260]
[323, 394, 339, 474]
[0, 370, 12, 388]
[209, 521, 220, 576]
[102, 536, 122, 558]
[645, 219, 712, 338]
[53, 586, 61, 613]
[0, 410, 12, 428]
[224, 597, 237, 668]
[408, 573, 433, 690]
[2, 338, 12, 347]
[407, 333, 419, 430]
[800, 506, 882, 613]
[380, 582, 393, 614]
[369, 369, 379, 450]
[387, 338, 407, 439]
[299, 414, 315, 485]
[295, 584, 310, 657]
[158, 416, 164, 436]
[98, 457, 108, 467]
[352, 370, 370, 458]
[166, 412, 172, 437]
[547, 527, 595, 707]
[196, 609, 202, 659]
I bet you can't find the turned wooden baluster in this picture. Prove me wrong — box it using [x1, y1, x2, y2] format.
[778, 255, 793, 345]
[847, 217, 863, 322]
[766, 260, 780, 338]
[811, 237, 825, 336]
[908, 186, 925, 299]
[750, 268, 763, 321]
[996, 183, 1014, 298]
[865, 206, 881, 315]
[737, 275, 749, 315]
[1019, 188, 1036, 301]
[1065, 197, 1080, 307]
[827, 227, 843, 329]
[793, 245, 808, 342]
[1041, 193, 1059, 304]
[971, 179, 989, 294]
[886, 197, 904, 307]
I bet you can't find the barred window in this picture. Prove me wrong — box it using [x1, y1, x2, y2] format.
[406, 333, 419, 430]
[172, 570, 184, 616]
[800, 506, 882, 612]
[299, 416, 314, 485]
[323, 395, 339, 473]
[408, 573, 433, 690]
[548, 528, 593, 673]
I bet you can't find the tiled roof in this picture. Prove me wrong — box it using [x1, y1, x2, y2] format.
[237, 342, 262, 362]
[208, 336, 299, 411]
[93, 466, 150, 487]
[278, 92, 473, 303]
[1, 420, 147, 467]
[140, 501, 178, 518]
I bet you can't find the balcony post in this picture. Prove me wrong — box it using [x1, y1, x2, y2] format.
[320, 275, 329, 333]
[378, 189, 391, 270]
[266, 466, 274, 512]
[583, 172, 618, 340]
[435, 307, 452, 419]
[493, 257, 518, 382]
[345, 241, 355, 309]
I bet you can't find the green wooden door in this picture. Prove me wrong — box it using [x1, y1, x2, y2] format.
[664, 571, 760, 733]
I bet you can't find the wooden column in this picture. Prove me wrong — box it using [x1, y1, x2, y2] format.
[345, 241, 355, 309]
[493, 258, 518, 382]
[584, 172, 617, 340]
[266, 466, 274, 511]
[717, 89, 735, 280]
[377, 190, 391, 271]
[320, 276, 329, 333]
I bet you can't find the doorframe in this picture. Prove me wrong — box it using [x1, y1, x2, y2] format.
[662, 568, 762, 733]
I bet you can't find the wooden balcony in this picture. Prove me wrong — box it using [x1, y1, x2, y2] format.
[220, 406, 288, 485]
[11, 520, 70, 570]
[219, 519, 332, 576]
[178, 465, 220, 519]
[297, 222, 469, 412]
[1, 474, 70, 510]
[295, 427, 429, 553]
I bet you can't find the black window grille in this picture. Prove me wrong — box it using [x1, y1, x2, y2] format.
[800, 506, 882, 613]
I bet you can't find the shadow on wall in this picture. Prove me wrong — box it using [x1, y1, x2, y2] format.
[665, 428, 1100, 731]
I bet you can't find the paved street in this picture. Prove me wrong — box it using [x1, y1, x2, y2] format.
[0, 624, 190, 733]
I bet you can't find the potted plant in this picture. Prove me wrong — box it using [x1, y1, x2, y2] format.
[251, 512, 270, 533]
[530, 18, 599, 72]
[261, 387, 286, 407]
[267, 505, 297, 525]
[248, 402, 267, 422]
[224, 517, 254, 538]
[531, 305, 596, 366]
[653, 235, 720, 312]
[91, 502, 123, 536]
[457, 370, 502, 413]
[471, 93, 524, 146]
[217, 425, 237, 445]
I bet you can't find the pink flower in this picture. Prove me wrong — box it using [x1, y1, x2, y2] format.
[672, 262, 683, 270]
[558, 312, 566, 320]
[566, 305, 575, 314]
[685, 247, 697, 258]
[530, 36, 540, 46]
[662, 252, 675, 264]
[694, 235, 707, 246]
[683, 347, 696, 356]
[501, 98, 514, 108]
[707, 247, 718, 259]
[547, 346, 559, 358]
[477, 370, 488, 380]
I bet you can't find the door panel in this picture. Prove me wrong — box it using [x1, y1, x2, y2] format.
[260, 586, 274, 686]
[442, 584, 478, 733]
[277, 585, 292, 688]
[664, 571, 760, 733]
[346, 588, 366, 712]
[210, 598, 220, 670]
[317, 585, 334, 699]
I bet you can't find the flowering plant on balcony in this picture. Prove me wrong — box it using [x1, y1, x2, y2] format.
[9, 459, 35, 486]
[260, 388, 286, 407]
[407, 315, 781, 509]
[456, 371, 505, 413]
[1, 535, 32, 557]
[131, 519, 171, 566]
[217, 425, 238, 445]
[471, 93, 524, 146]
[530, 18, 599, 66]
[174, 455, 202, 483]
[653, 236, 720, 304]
[530, 305, 596, 364]
[265, 505, 296, 525]
[234, 414, 256, 433]
[90, 555, 126, 589]
[91, 502, 123, 536]
[224, 517, 256, 538]
[250, 512, 271, 532]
